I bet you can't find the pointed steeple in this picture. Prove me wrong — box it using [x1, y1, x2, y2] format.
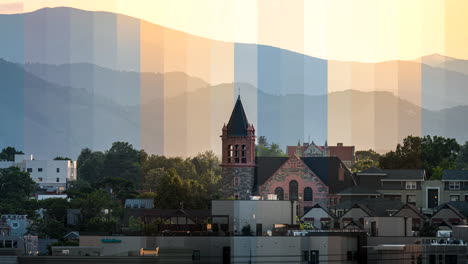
[226, 95, 249, 136]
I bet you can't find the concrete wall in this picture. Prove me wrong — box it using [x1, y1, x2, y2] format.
[80, 235, 360, 263]
[211, 200, 297, 235]
[364, 217, 412, 237]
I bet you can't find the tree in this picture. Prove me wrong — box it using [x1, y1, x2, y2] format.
[0, 167, 37, 216]
[155, 169, 187, 209]
[256, 143, 287, 157]
[380, 135, 460, 179]
[352, 157, 378, 173]
[70, 190, 121, 232]
[31, 198, 70, 239]
[456, 142, 468, 169]
[77, 150, 105, 184]
[355, 149, 381, 163]
[258, 136, 268, 147]
[66, 178, 94, 199]
[54, 156, 71, 161]
[0, 146, 23, 161]
[102, 142, 141, 187]
[98, 177, 138, 200]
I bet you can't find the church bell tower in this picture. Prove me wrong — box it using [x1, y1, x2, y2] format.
[221, 96, 256, 199]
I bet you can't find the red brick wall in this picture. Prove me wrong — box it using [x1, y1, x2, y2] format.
[258, 156, 333, 207]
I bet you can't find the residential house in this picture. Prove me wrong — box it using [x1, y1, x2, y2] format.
[431, 202, 468, 229]
[442, 170, 468, 203]
[349, 167, 426, 208]
[393, 204, 427, 232]
[332, 198, 403, 228]
[301, 203, 338, 230]
[287, 141, 356, 167]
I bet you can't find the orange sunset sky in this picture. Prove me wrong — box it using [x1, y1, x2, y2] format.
[0, 0, 467, 62]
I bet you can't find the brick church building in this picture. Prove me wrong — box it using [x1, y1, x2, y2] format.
[221, 96, 357, 213]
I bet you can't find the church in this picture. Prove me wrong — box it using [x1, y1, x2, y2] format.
[220, 96, 357, 213]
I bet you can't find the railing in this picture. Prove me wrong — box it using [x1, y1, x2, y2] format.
[422, 238, 467, 245]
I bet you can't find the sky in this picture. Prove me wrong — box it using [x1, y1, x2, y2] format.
[0, 0, 467, 62]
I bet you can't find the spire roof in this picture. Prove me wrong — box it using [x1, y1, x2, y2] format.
[226, 96, 249, 136]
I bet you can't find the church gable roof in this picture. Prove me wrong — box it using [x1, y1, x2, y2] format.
[226, 96, 249, 136]
[255, 156, 356, 194]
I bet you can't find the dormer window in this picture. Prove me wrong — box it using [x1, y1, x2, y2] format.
[405, 181, 417, 190]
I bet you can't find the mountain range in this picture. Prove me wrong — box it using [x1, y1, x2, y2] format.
[1, 7, 468, 158]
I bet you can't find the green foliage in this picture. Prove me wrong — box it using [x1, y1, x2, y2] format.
[256, 143, 287, 157]
[128, 216, 143, 232]
[53, 156, 71, 161]
[77, 149, 105, 184]
[257, 136, 268, 147]
[66, 178, 94, 199]
[154, 168, 208, 209]
[355, 149, 381, 162]
[0, 167, 37, 216]
[379, 135, 460, 179]
[456, 142, 468, 169]
[102, 142, 142, 187]
[70, 190, 121, 232]
[142, 151, 223, 206]
[352, 157, 379, 173]
[98, 177, 138, 200]
[0, 146, 23, 161]
[297, 216, 314, 230]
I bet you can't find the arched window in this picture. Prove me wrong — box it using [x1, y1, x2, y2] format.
[304, 187, 313, 201]
[289, 180, 298, 201]
[275, 187, 284, 200]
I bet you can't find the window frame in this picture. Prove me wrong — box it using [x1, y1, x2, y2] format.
[405, 181, 417, 190]
[449, 181, 461, 190]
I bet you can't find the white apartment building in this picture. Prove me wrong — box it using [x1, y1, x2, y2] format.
[0, 154, 77, 192]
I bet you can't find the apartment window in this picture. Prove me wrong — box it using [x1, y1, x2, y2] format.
[449, 181, 461, 190]
[450, 195, 460, 201]
[37, 177, 43, 182]
[56, 178, 60, 183]
[27, 168, 32, 173]
[38, 168, 43, 172]
[465, 195, 468, 201]
[56, 168, 60, 173]
[406, 181, 417, 190]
